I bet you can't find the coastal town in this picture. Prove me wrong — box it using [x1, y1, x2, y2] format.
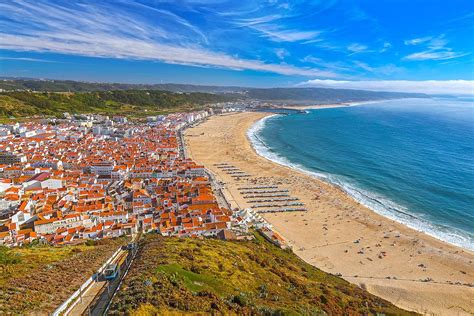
[0, 108, 289, 249]
[0, 104, 472, 315]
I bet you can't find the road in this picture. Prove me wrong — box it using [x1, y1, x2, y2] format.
[205, 170, 233, 210]
[179, 118, 233, 210]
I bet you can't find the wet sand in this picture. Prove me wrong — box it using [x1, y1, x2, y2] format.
[184, 112, 474, 315]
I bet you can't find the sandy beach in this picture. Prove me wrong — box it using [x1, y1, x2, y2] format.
[184, 112, 474, 315]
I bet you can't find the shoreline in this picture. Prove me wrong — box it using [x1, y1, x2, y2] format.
[184, 112, 474, 315]
[247, 114, 473, 251]
[281, 98, 421, 110]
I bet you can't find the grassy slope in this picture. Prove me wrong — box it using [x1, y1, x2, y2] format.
[0, 237, 129, 314]
[0, 90, 230, 118]
[0, 95, 37, 117]
[109, 233, 415, 315]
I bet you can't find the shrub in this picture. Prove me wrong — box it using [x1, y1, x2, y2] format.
[232, 294, 248, 307]
[190, 265, 201, 274]
[180, 249, 194, 261]
[85, 239, 97, 246]
[217, 262, 225, 272]
[0, 246, 21, 264]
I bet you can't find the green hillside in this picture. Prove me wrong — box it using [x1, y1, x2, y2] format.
[0, 78, 243, 93]
[1, 79, 430, 104]
[109, 233, 415, 315]
[0, 237, 128, 314]
[0, 90, 230, 118]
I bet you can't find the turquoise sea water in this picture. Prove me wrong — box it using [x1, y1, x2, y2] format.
[248, 98, 474, 250]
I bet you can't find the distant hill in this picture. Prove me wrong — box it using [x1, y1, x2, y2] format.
[0, 78, 244, 93]
[108, 233, 415, 315]
[1, 78, 429, 105]
[0, 90, 230, 118]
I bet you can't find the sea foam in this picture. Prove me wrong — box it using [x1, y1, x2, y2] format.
[247, 113, 474, 251]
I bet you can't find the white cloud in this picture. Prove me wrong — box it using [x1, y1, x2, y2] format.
[298, 79, 474, 95]
[403, 34, 469, 61]
[236, 14, 282, 26]
[301, 55, 322, 64]
[404, 36, 433, 45]
[301, 55, 351, 72]
[277, 2, 290, 10]
[380, 41, 391, 52]
[0, 1, 337, 78]
[275, 48, 289, 60]
[353, 61, 402, 75]
[257, 28, 321, 42]
[242, 22, 321, 42]
[236, 13, 321, 42]
[427, 37, 448, 50]
[347, 43, 368, 53]
[0, 33, 338, 77]
[404, 51, 470, 61]
[0, 56, 59, 63]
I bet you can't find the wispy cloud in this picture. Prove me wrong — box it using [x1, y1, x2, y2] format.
[236, 14, 282, 26]
[403, 34, 469, 61]
[0, 56, 59, 63]
[301, 55, 352, 72]
[347, 43, 368, 53]
[380, 41, 391, 52]
[252, 26, 321, 42]
[404, 36, 433, 45]
[353, 61, 402, 75]
[0, 33, 338, 77]
[1, 0, 472, 83]
[232, 5, 326, 43]
[0, 0, 338, 78]
[236, 14, 322, 42]
[426, 37, 448, 50]
[274, 48, 289, 60]
[124, 1, 210, 44]
[277, 2, 290, 10]
[298, 79, 474, 95]
[404, 51, 470, 61]
[443, 11, 474, 25]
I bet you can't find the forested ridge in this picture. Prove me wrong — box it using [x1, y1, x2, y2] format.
[0, 90, 230, 117]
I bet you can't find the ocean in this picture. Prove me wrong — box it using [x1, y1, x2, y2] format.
[248, 98, 474, 250]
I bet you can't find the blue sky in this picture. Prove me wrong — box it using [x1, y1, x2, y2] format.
[0, 0, 473, 94]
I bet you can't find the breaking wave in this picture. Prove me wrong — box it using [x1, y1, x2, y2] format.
[248, 114, 474, 251]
